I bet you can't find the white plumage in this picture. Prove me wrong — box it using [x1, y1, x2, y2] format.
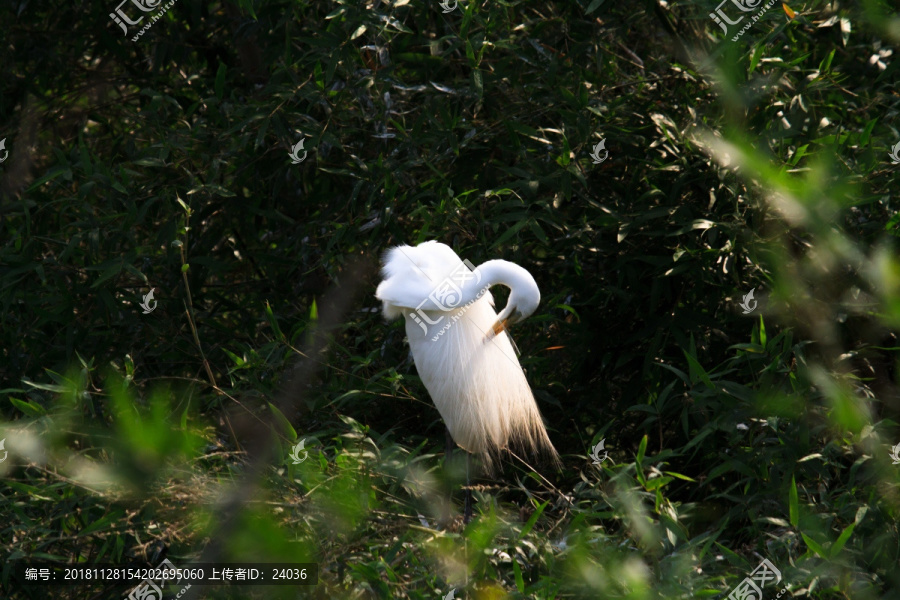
[376, 241, 558, 471]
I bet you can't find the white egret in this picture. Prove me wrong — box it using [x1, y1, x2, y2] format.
[376, 241, 559, 489]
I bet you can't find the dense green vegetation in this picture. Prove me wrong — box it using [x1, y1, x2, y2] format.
[2, 0, 900, 598]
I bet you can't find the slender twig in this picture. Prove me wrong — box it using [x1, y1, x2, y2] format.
[177, 212, 217, 391]
[176, 202, 236, 453]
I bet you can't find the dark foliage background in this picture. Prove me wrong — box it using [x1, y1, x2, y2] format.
[1, 0, 900, 598]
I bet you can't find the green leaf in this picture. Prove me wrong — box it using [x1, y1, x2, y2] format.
[215, 62, 226, 100]
[655, 362, 691, 386]
[266, 301, 285, 341]
[132, 157, 167, 167]
[268, 402, 297, 439]
[91, 259, 124, 288]
[860, 117, 877, 147]
[27, 552, 70, 562]
[22, 379, 68, 393]
[708, 461, 735, 480]
[663, 471, 697, 482]
[682, 350, 714, 388]
[819, 48, 835, 72]
[729, 343, 766, 353]
[749, 43, 765, 74]
[491, 219, 528, 249]
[25, 167, 67, 192]
[465, 39, 476, 64]
[239, 0, 257, 20]
[222, 348, 247, 368]
[714, 542, 745, 568]
[636, 434, 648, 464]
[518, 500, 548, 539]
[205, 184, 236, 198]
[512, 560, 525, 593]
[585, 0, 606, 14]
[460, 2, 474, 38]
[789, 476, 799, 527]
[527, 220, 549, 244]
[789, 144, 809, 166]
[350, 25, 366, 40]
[79, 510, 124, 536]
[829, 522, 855, 558]
[644, 476, 673, 491]
[10, 397, 47, 416]
[801, 532, 827, 557]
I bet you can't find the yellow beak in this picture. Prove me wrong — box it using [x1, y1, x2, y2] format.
[487, 318, 509, 340]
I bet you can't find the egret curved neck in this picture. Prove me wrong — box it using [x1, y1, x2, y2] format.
[474, 260, 537, 296]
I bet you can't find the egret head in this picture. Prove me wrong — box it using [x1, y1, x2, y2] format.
[478, 259, 540, 338]
[502, 287, 540, 325]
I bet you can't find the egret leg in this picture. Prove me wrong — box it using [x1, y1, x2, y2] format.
[445, 427, 454, 462]
[442, 427, 454, 525]
[463, 452, 472, 524]
[445, 427, 473, 523]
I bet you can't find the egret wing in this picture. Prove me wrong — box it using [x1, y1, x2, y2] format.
[376, 241, 486, 311]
